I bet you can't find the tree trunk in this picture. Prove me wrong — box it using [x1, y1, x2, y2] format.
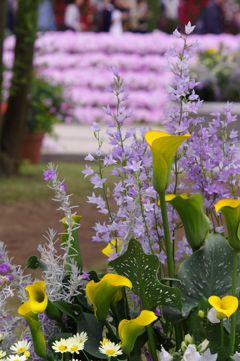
[0, 0, 7, 130]
[0, 0, 38, 176]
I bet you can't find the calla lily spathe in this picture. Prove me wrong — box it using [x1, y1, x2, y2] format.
[86, 273, 132, 322]
[25, 280, 48, 313]
[214, 199, 240, 251]
[18, 301, 46, 357]
[118, 310, 157, 353]
[145, 130, 190, 194]
[102, 239, 122, 257]
[167, 193, 210, 251]
[208, 295, 238, 319]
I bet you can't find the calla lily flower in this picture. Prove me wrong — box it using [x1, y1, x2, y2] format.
[208, 295, 238, 319]
[86, 273, 132, 321]
[167, 193, 210, 251]
[102, 239, 122, 257]
[18, 301, 46, 357]
[118, 310, 157, 353]
[145, 130, 190, 194]
[25, 281, 48, 313]
[214, 199, 240, 251]
[61, 214, 82, 269]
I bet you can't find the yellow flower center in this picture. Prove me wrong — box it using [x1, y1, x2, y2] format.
[106, 350, 115, 356]
[59, 345, 67, 351]
[71, 345, 78, 351]
[18, 347, 26, 353]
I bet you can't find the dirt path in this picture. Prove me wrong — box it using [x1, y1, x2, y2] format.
[0, 199, 108, 272]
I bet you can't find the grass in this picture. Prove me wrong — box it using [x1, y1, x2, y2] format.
[0, 161, 113, 202]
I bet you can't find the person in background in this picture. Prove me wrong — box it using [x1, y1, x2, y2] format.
[5, 0, 16, 34]
[195, 0, 224, 34]
[109, 0, 129, 34]
[98, 0, 114, 32]
[130, 0, 149, 33]
[38, 0, 57, 31]
[64, 0, 83, 31]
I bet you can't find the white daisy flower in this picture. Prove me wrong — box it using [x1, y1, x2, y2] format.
[68, 332, 88, 353]
[71, 332, 88, 345]
[0, 333, 7, 343]
[5, 355, 27, 361]
[99, 340, 123, 357]
[52, 338, 70, 353]
[0, 350, 6, 358]
[10, 340, 31, 355]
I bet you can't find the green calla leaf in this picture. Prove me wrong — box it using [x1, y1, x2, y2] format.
[77, 312, 107, 359]
[168, 193, 210, 251]
[169, 234, 240, 319]
[109, 238, 182, 311]
[25, 255, 48, 271]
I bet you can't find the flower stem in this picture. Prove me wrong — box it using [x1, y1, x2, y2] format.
[103, 321, 118, 343]
[229, 250, 238, 355]
[159, 192, 175, 278]
[220, 319, 224, 361]
[82, 350, 91, 361]
[146, 324, 158, 361]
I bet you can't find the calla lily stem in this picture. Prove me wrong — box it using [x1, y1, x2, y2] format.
[103, 321, 118, 343]
[159, 192, 175, 279]
[229, 250, 238, 355]
[146, 324, 158, 361]
[220, 319, 224, 361]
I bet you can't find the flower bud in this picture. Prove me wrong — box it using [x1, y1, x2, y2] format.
[184, 334, 194, 345]
[198, 310, 205, 318]
[197, 339, 209, 353]
[181, 341, 187, 352]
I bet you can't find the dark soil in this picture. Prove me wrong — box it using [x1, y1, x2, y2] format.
[0, 199, 108, 273]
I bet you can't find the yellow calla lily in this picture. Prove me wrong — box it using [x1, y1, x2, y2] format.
[145, 130, 190, 194]
[214, 199, 240, 251]
[102, 239, 122, 257]
[18, 301, 46, 357]
[158, 193, 188, 205]
[208, 295, 238, 319]
[86, 273, 132, 322]
[118, 310, 158, 353]
[25, 281, 48, 314]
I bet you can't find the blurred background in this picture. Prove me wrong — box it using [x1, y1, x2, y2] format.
[1, 0, 240, 271]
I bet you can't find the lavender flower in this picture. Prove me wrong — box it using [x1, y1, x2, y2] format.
[43, 170, 56, 181]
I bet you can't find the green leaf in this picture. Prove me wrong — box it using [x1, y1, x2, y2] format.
[77, 313, 107, 359]
[168, 193, 210, 251]
[171, 234, 240, 318]
[54, 301, 82, 321]
[109, 238, 182, 310]
[25, 255, 47, 271]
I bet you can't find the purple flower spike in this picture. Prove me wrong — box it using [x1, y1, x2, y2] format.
[43, 170, 56, 181]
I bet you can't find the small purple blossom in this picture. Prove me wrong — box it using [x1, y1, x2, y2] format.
[91, 122, 101, 132]
[43, 170, 56, 181]
[59, 184, 67, 192]
[109, 66, 119, 77]
[82, 270, 91, 281]
[0, 263, 11, 273]
[82, 165, 94, 178]
[5, 274, 14, 280]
